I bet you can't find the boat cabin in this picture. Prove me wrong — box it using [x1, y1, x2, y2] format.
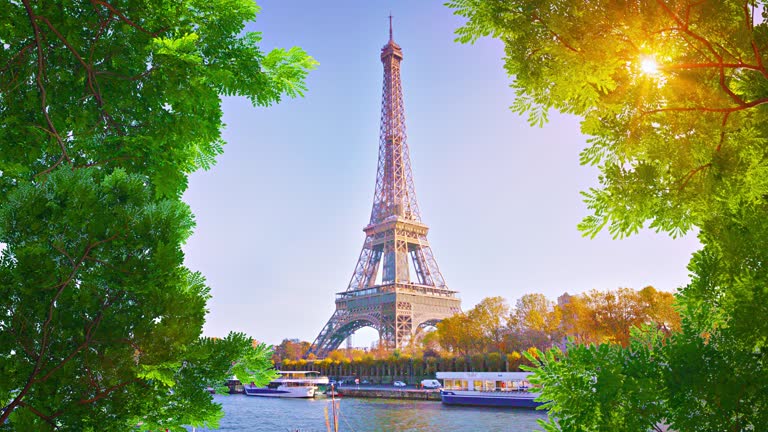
[436, 372, 533, 392]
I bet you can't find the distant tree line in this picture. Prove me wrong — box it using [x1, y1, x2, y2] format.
[437, 286, 679, 355]
[274, 286, 679, 379]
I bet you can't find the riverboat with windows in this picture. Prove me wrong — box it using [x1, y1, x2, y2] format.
[243, 371, 329, 398]
[436, 372, 544, 408]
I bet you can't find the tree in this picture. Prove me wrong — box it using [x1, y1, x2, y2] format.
[272, 338, 311, 362]
[583, 288, 646, 346]
[557, 293, 597, 344]
[435, 312, 477, 355]
[506, 352, 522, 372]
[326, 350, 347, 363]
[420, 328, 442, 355]
[510, 294, 550, 333]
[468, 296, 510, 351]
[572, 287, 681, 346]
[435, 297, 508, 355]
[523, 326, 669, 432]
[486, 352, 503, 371]
[0, 0, 315, 429]
[507, 293, 561, 351]
[638, 286, 681, 334]
[448, 0, 768, 429]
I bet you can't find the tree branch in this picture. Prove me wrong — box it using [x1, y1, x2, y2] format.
[643, 95, 768, 115]
[656, 2, 750, 106]
[532, 12, 580, 53]
[33, 293, 116, 384]
[21, 0, 68, 167]
[35, 14, 115, 128]
[89, 0, 166, 37]
[77, 379, 140, 405]
[0, 233, 122, 425]
[85, 364, 99, 390]
[83, 256, 131, 274]
[51, 242, 76, 268]
[88, 12, 114, 65]
[719, 67, 745, 106]
[750, 40, 768, 79]
[717, 111, 730, 152]
[664, 61, 762, 72]
[17, 401, 56, 427]
[34, 15, 89, 70]
[678, 163, 712, 191]
[0, 42, 35, 73]
[6, 323, 37, 360]
[656, 1, 741, 66]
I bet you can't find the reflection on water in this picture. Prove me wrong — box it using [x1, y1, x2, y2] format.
[368, 400, 432, 430]
[187, 394, 546, 432]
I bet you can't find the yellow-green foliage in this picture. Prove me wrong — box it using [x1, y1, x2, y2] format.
[448, 1, 768, 429]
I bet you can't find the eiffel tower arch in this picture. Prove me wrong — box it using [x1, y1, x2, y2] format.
[307, 19, 461, 358]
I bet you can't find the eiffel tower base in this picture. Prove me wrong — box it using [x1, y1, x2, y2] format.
[308, 283, 460, 357]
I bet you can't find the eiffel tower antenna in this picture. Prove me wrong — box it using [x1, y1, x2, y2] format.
[307, 23, 461, 358]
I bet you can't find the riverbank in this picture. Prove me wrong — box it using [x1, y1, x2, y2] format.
[334, 387, 441, 401]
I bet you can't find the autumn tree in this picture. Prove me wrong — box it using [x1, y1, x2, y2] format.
[272, 339, 311, 362]
[434, 297, 512, 355]
[326, 350, 348, 363]
[507, 293, 562, 351]
[557, 293, 597, 344]
[467, 296, 510, 351]
[0, 0, 315, 429]
[420, 329, 442, 356]
[638, 286, 681, 334]
[449, 0, 768, 429]
[587, 287, 673, 345]
[583, 288, 647, 346]
[435, 312, 479, 355]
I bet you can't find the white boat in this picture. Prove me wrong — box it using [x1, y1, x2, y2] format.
[243, 371, 329, 398]
[436, 372, 544, 408]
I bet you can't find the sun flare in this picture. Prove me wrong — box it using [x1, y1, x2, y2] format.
[640, 56, 659, 75]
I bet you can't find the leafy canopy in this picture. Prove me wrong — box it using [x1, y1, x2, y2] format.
[449, 0, 768, 240]
[0, 0, 315, 429]
[448, 0, 768, 430]
[523, 327, 668, 432]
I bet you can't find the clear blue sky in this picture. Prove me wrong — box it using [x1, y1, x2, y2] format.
[182, 0, 701, 346]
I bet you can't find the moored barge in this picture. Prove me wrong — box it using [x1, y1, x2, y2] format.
[436, 372, 544, 408]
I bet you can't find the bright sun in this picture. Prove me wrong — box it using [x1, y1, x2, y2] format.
[640, 56, 659, 75]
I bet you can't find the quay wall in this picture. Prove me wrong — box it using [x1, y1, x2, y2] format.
[339, 388, 441, 401]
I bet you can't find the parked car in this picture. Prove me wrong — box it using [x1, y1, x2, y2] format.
[361, 379, 370, 384]
[393, 381, 406, 387]
[421, 379, 442, 389]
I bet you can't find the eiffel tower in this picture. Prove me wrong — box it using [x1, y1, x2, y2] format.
[307, 19, 461, 358]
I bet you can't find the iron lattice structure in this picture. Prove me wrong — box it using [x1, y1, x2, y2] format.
[307, 22, 461, 358]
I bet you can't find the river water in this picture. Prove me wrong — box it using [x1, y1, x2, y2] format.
[187, 394, 546, 431]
